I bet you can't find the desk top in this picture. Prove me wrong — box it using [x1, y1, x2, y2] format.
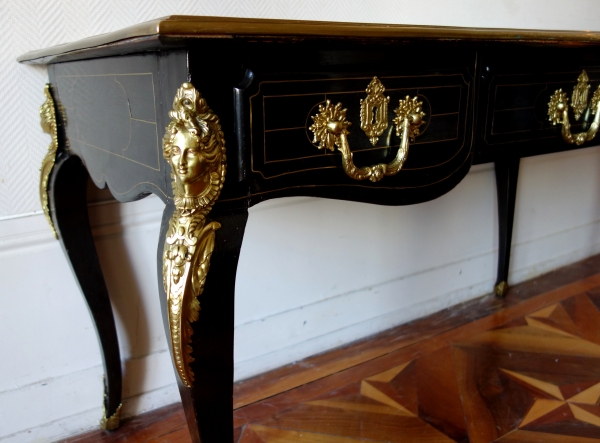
[18, 15, 600, 64]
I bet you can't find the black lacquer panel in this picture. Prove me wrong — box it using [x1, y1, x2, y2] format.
[48, 51, 188, 204]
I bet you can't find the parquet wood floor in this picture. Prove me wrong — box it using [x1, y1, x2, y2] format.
[62, 255, 600, 443]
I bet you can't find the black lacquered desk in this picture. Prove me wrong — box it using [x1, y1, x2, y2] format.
[19, 16, 600, 442]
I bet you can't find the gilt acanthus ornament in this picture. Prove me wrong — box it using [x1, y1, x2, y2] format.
[39, 84, 59, 238]
[162, 83, 226, 388]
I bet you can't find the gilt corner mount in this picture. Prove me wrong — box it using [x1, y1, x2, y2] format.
[39, 84, 59, 239]
[162, 82, 227, 388]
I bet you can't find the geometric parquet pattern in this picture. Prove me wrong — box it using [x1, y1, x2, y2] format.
[239, 287, 600, 443]
[63, 266, 600, 443]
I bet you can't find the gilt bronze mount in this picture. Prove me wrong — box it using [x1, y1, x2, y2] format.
[39, 84, 59, 238]
[162, 82, 227, 388]
[360, 77, 390, 146]
[548, 70, 600, 145]
[100, 403, 122, 431]
[310, 82, 425, 182]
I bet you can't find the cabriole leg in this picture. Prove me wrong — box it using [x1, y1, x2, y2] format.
[49, 154, 123, 429]
[158, 81, 248, 441]
[494, 156, 520, 297]
[157, 206, 248, 442]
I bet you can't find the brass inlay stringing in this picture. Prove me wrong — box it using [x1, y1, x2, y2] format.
[100, 403, 122, 431]
[548, 70, 600, 145]
[39, 84, 58, 238]
[162, 82, 226, 388]
[360, 77, 390, 145]
[310, 95, 425, 182]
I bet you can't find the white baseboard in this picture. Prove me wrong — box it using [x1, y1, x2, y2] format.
[0, 381, 180, 443]
[233, 218, 600, 380]
[0, 347, 179, 442]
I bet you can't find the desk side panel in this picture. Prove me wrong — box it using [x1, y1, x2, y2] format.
[48, 51, 188, 204]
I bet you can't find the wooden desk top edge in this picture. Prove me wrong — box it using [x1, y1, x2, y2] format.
[18, 15, 600, 64]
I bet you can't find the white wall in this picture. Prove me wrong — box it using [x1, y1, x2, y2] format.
[2, 1, 600, 442]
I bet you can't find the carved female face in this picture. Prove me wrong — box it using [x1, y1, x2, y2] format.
[170, 129, 209, 196]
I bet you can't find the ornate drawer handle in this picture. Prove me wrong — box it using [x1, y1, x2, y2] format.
[548, 70, 600, 145]
[309, 96, 425, 182]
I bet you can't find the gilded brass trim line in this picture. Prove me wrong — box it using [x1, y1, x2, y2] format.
[39, 84, 58, 239]
[360, 77, 390, 146]
[162, 83, 226, 388]
[18, 16, 600, 63]
[309, 96, 425, 182]
[548, 71, 600, 145]
[100, 403, 122, 431]
[56, 72, 161, 172]
[495, 281, 509, 298]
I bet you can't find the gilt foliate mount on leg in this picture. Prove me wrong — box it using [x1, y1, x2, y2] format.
[162, 83, 226, 388]
[39, 84, 59, 238]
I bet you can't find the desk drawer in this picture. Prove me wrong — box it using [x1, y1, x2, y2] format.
[478, 46, 600, 158]
[238, 40, 476, 206]
[250, 74, 469, 178]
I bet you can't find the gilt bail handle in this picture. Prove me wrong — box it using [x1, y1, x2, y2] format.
[548, 70, 600, 146]
[309, 78, 426, 183]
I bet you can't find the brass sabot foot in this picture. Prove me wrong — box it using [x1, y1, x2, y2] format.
[494, 281, 509, 297]
[100, 403, 122, 431]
